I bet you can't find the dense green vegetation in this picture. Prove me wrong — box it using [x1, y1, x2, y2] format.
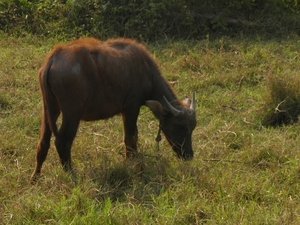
[0, 0, 300, 40]
[1, 33, 300, 224]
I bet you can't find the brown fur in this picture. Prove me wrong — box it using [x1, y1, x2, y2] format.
[30, 38, 196, 183]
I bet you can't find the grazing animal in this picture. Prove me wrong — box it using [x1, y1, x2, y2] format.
[30, 38, 196, 182]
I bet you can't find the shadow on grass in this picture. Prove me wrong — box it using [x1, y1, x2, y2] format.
[0, 96, 12, 117]
[85, 154, 171, 202]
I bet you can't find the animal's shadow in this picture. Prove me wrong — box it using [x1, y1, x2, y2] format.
[83, 154, 171, 203]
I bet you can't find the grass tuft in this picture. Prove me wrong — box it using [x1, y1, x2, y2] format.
[261, 71, 300, 126]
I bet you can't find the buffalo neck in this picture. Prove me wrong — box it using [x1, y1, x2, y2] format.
[150, 72, 180, 108]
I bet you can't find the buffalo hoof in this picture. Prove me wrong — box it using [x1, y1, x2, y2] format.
[29, 173, 40, 184]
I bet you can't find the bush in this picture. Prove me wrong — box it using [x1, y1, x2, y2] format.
[0, 0, 69, 35]
[65, 0, 206, 40]
[0, 0, 300, 39]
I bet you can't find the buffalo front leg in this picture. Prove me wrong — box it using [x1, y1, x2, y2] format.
[122, 111, 139, 159]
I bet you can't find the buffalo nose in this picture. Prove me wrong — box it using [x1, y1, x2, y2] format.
[180, 152, 193, 161]
[184, 155, 193, 161]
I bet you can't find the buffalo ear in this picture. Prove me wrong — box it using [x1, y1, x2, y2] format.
[145, 100, 166, 120]
[182, 93, 196, 111]
[182, 96, 192, 107]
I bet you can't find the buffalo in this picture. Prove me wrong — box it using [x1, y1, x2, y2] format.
[30, 38, 196, 182]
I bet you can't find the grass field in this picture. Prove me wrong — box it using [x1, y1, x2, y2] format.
[1, 33, 300, 224]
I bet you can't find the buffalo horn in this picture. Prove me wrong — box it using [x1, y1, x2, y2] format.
[190, 92, 196, 111]
[163, 96, 181, 117]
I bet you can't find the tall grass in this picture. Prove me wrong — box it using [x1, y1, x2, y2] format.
[262, 71, 300, 126]
[1, 34, 300, 224]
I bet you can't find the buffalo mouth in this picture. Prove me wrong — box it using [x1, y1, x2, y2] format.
[167, 138, 194, 161]
[179, 154, 193, 161]
[175, 148, 194, 161]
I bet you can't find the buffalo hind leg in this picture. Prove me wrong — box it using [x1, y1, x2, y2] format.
[30, 110, 59, 183]
[122, 111, 139, 159]
[54, 117, 80, 180]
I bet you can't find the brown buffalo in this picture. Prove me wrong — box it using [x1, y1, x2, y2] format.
[30, 38, 196, 182]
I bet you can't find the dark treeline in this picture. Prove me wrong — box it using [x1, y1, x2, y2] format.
[0, 0, 299, 40]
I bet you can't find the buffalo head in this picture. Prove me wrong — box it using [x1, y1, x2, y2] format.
[146, 93, 196, 160]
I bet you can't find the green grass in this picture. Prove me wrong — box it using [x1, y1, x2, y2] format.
[1, 33, 300, 224]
